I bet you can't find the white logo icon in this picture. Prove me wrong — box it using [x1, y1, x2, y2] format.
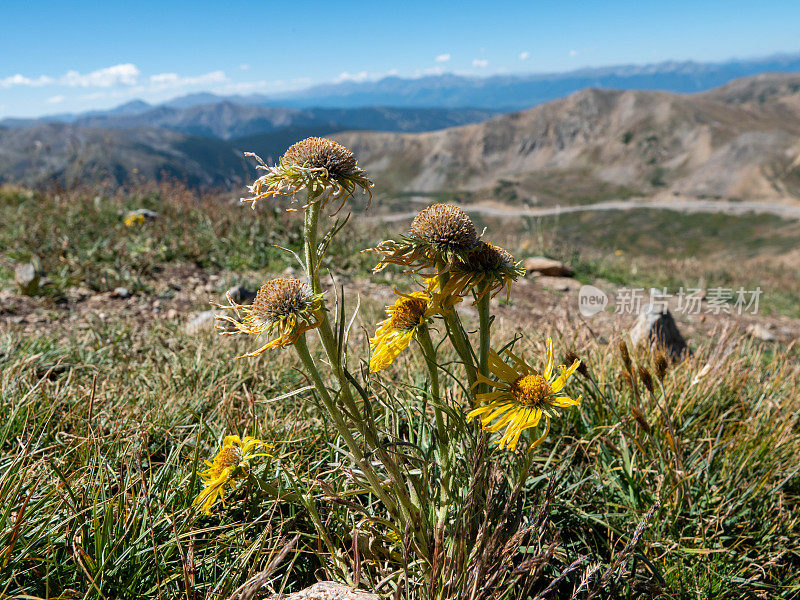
[578, 285, 608, 317]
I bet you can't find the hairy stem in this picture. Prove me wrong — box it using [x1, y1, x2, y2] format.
[476, 280, 492, 395]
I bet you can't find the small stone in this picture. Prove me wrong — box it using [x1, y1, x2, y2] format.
[630, 304, 689, 360]
[112, 287, 131, 299]
[535, 275, 582, 292]
[166, 308, 178, 320]
[183, 310, 216, 335]
[747, 323, 776, 342]
[226, 285, 257, 304]
[15, 262, 41, 295]
[523, 257, 574, 277]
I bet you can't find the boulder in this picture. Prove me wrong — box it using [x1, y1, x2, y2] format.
[523, 257, 574, 277]
[265, 582, 379, 600]
[630, 304, 688, 360]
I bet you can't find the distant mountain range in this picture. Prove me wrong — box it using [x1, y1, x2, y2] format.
[336, 73, 800, 204]
[1, 53, 799, 195]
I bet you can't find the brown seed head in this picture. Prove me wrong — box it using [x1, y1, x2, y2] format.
[408, 204, 479, 251]
[565, 351, 589, 377]
[251, 278, 313, 322]
[619, 340, 632, 371]
[459, 242, 515, 272]
[637, 365, 655, 394]
[654, 350, 669, 379]
[280, 137, 358, 177]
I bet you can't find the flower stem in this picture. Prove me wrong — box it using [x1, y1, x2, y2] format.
[437, 271, 478, 390]
[476, 281, 492, 395]
[294, 336, 394, 508]
[416, 323, 444, 440]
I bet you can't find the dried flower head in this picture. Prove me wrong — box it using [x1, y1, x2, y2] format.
[192, 435, 271, 515]
[241, 137, 373, 211]
[468, 338, 582, 452]
[408, 204, 479, 250]
[373, 204, 480, 273]
[215, 278, 324, 357]
[428, 241, 525, 304]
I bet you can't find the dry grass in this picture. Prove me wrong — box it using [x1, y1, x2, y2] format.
[1, 186, 799, 598]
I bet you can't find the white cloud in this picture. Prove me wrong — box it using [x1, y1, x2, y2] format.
[61, 63, 140, 87]
[0, 73, 55, 88]
[148, 70, 227, 90]
[519, 51, 530, 60]
[213, 80, 270, 94]
[472, 59, 489, 68]
[569, 49, 579, 57]
[239, 63, 250, 71]
[333, 70, 369, 83]
[1, 64, 139, 89]
[413, 66, 445, 78]
[435, 53, 451, 63]
[46, 95, 65, 104]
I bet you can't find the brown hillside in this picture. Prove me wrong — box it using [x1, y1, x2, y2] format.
[335, 73, 800, 204]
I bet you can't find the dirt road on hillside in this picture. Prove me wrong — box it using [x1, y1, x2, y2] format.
[371, 197, 800, 222]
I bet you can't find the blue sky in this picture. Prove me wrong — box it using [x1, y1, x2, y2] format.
[1, 0, 799, 118]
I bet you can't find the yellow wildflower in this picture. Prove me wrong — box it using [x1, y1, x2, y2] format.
[468, 338, 581, 451]
[192, 435, 270, 515]
[369, 291, 441, 372]
[124, 213, 145, 227]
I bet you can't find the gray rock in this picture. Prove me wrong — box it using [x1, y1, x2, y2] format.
[112, 287, 131, 299]
[265, 582, 379, 600]
[183, 310, 217, 335]
[630, 304, 689, 360]
[523, 256, 574, 277]
[15, 262, 41, 295]
[535, 275, 582, 292]
[226, 285, 257, 304]
[747, 323, 776, 342]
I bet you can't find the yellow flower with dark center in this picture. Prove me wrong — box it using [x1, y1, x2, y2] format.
[241, 137, 373, 211]
[431, 241, 525, 304]
[369, 291, 441, 372]
[373, 204, 480, 273]
[215, 278, 324, 358]
[468, 338, 581, 451]
[192, 435, 270, 515]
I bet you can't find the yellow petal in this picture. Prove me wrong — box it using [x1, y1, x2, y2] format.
[551, 359, 580, 393]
